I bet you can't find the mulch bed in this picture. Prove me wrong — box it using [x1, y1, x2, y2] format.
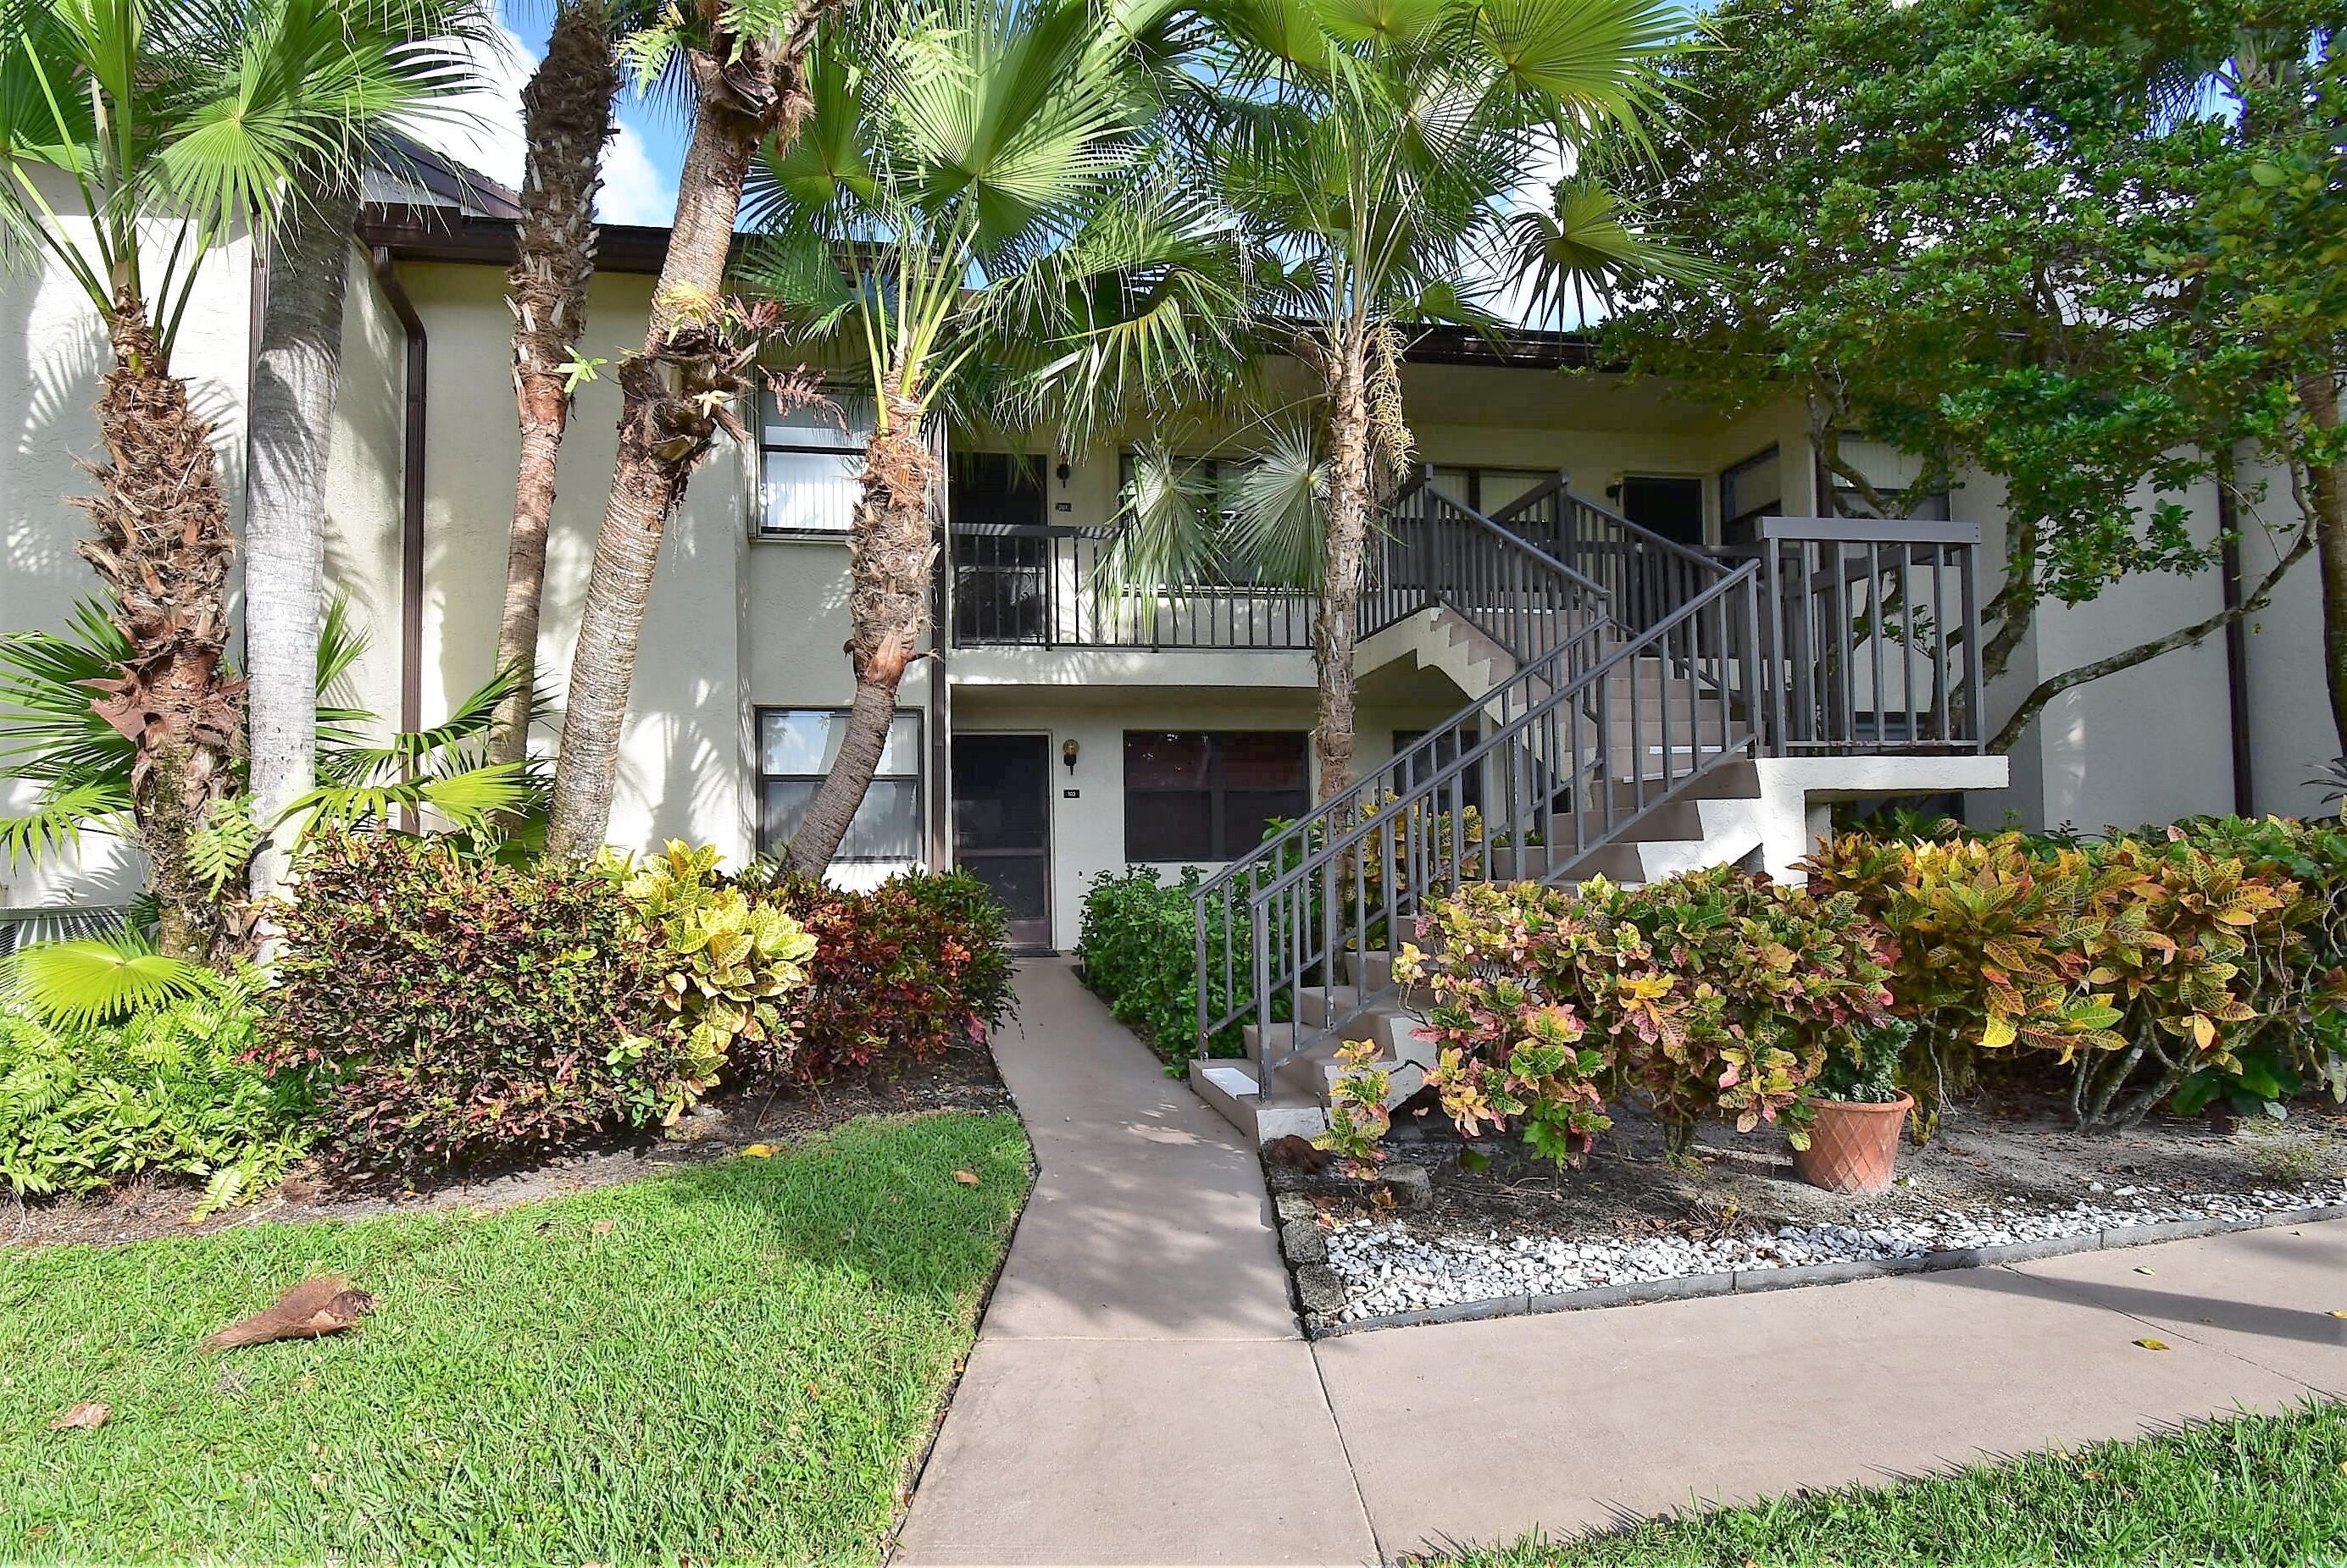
[1267, 1082, 2347, 1246]
[1, 1042, 1010, 1252]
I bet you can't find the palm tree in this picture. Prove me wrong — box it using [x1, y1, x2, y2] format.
[541, 0, 848, 856]
[489, 0, 625, 767]
[245, 0, 480, 908]
[734, 0, 1249, 873]
[0, 0, 475, 958]
[1148, 0, 1694, 799]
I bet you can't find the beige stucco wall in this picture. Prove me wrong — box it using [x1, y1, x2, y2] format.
[952, 682, 1468, 950]
[0, 183, 254, 910]
[320, 245, 407, 730]
[397, 261, 757, 866]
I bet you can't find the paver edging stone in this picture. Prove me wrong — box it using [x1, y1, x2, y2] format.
[1303, 1199, 2347, 1338]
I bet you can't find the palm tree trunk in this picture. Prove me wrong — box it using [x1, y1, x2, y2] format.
[492, 0, 618, 765]
[246, 180, 359, 906]
[75, 292, 244, 961]
[2301, 368, 2347, 755]
[546, 8, 835, 856]
[785, 392, 934, 873]
[1313, 329, 1371, 801]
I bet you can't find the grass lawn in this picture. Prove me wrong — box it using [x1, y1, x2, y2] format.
[0, 1110, 1031, 1566]
[1445, 1399, 2347, 1568]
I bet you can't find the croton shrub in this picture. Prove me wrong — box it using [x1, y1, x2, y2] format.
[744, 867, 1018, 1082]
[257, 833, 816, 1177]
[1803, 818, 2341, 1130]
[1352, 866, 1895, 1166]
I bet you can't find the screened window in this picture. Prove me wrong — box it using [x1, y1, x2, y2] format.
[757, 707, 923, 861]
[1823, 436, 1951, 523]
[1123, 731, 1309, 862]
[1720, 446, 1782, 546]
[1428, 466, 1551, 517]
[757, 388, 874, 537]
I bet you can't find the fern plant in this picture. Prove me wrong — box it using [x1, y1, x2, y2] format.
[0, 972, 311, 1214]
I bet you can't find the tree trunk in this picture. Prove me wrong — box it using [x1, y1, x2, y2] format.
[2300, 368, 2347, 755]
[246, 180, 359, 908]
[492, 0, 619, 765]
[785, 395, 934, 873]
[1313, 330, 1371, 802]
[546, 4, 836, 856]
[75, 293, 244, 961]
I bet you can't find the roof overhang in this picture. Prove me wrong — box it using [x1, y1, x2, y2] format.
[354, 202, 1607, 372]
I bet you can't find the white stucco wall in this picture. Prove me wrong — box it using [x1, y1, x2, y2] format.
[0, 185, 254, 910]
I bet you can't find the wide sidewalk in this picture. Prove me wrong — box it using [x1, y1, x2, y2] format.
[891, 959, 2347, 1568]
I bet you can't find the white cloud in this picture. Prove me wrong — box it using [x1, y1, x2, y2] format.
[418, 23, 534, 191]
[596, 121, 679, 227]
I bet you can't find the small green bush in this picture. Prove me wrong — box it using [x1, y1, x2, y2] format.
[255, 831, 719, 1177]
[0, 971, 310, 1212]
[1074, 867, 1265, 1069]
[744, 867, 1018, 1082]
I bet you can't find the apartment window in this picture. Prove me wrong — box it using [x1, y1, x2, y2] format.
[757, 387, 874, 537]
[757, 707, 923, 861]
[1429, 466, 1551, 517]
[1823, 436, 1951, 522]
[1394, 725, 1482, 814]
[1720, 446, 1782, 546]
[1124, 731, 1308, 862]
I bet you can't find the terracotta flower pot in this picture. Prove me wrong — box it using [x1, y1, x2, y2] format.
[1792, 1093, 1914, 1194]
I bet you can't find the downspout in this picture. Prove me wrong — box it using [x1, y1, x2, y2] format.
[2217, 477, 2254, 816]
[369, 247, 426, 828]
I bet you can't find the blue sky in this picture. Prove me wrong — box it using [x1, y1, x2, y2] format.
[432, 0, 689, 226]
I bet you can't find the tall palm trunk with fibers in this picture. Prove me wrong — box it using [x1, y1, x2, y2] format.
[783, 385, 934, 872]
[546, 0, 841, 856]
[246, 181, 361, 906]
[492, 0, 619, 763]
[1312, 327, 1378, 801]
[79, 296, 244, 961]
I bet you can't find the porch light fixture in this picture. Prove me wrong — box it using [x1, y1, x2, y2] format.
[1063, 738, 1080, 774]
[1056, 459, 1073, 486]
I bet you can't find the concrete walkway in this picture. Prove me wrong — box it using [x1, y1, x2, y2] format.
[894, 960, 2347, 1567]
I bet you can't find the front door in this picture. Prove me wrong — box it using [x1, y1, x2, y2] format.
[952, 734, 1052, 951]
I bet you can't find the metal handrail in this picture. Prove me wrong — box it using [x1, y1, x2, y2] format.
[1205, 564, 1762, 1078]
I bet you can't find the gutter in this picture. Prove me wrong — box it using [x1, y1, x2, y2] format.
[369, 246, 427, 830]
[2217, 480, 2254, 815]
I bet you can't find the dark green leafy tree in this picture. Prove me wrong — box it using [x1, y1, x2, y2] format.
[1594, 0, 2340, 756]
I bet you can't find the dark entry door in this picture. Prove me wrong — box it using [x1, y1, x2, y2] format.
[952, 734, 1052, 951]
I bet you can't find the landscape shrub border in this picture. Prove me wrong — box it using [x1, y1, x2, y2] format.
[1333, 813, 2345, 1166]
[252, 834, 1016, 1182]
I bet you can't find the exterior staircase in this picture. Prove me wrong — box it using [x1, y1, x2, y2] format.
[1185, 474, 1994, 1143]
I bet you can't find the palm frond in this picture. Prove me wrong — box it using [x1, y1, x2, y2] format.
[0, 780, 134, 870]
[1092, 444, 1223, 632]
[1222, 420, 1327, 589]
[1, 934, 217, 1031]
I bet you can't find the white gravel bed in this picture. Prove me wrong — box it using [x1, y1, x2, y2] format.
[1324, 1176, 2347, 1322]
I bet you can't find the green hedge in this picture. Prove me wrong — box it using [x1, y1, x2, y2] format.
[1075, 867, 1270, 1070]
